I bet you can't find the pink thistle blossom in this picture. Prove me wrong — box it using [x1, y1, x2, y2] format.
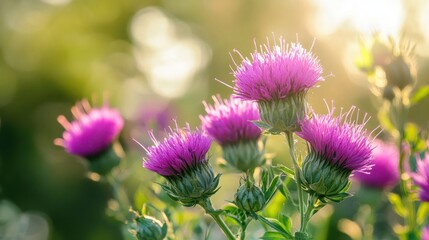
[353, 139, 399, 189]
[55, 99, 124, 157]
[232, 36, 323, 101]
[297, 105, 376, 173]
[422, 226, 429, 240]
[200, 96, 261, 145]
[142, 123, 212, 177]
[411, 154, 429, 202]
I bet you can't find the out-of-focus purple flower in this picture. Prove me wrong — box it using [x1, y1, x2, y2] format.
[297, 105, 376, 201]
[410, 154, 429, 202]
[137, 103, 173, 131]
[143, 123, 212, 177]
[230, 36, 324, 133]
[55, 99, 124, 158]
[422, 226, 429, 240]
[297, 105, 374, 174]
[232, 37, 323, 102]
[200, 96, 261, 145]
[353, 139, 399, 189]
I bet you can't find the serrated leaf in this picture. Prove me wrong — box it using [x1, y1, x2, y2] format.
[411, 85, 429, 105]
[387, 193, 406, 217]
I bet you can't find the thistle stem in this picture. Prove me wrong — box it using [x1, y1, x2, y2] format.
[284, 131, 307, 234]
[301, 194, 316, 233]
[395, 97, 416, 234]
[239, 218, 251, 240]
[199, 198, 236, 240]
[106, 173, 131, 222]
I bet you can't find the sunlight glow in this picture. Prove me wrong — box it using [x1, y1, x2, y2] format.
[130, 7, 210, 99]
[310, 0, 404, 36]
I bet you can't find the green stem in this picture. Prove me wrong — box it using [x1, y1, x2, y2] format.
[239, 218, 251, 240]
[199, 198, 236, 240]
[394, 95, 416, 234]
[301, 194, 316, 233]
[284, 131, 306, 233]
[106, 173, 131, 222]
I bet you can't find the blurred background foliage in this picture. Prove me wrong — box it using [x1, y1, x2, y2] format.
[1, 0, 429, 239]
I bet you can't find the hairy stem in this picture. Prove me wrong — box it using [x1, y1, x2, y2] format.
[199, 198, 236, 240]
[284, 131, 306, 234]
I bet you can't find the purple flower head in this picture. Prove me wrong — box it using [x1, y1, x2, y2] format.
[55, 99, 124, 157]
[200, 96, 261, 145]
[353, 139, 399, 189]
[423, 226, 429, 240]
[297, 105, 375, 173]
[142, 122, 212, 177]
[411, 154, 429, 202]
[232, 36, 323, 102]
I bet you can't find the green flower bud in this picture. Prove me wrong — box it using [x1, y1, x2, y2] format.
[384, 56, 414, 90]
[135, 215, 167, 240]
[382, 85, 396, 101]
[300, 152, 351, 203]
[162, 162, 220, 207]
[222, 140, 265, 172]
[256, 92, 307, 134]
[234, 182, 265, 213]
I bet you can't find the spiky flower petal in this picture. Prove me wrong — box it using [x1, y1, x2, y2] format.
[143, 123, 211, 177]
[297, 106, 374, 173]
[297, 105, 375, 200]
[141, 123, 219, 206]
[201, 96, 261, 145]
[231, 36, 323, 133]
[201, 96, 264, 171]
[55, 99, 124, 158]
[411, 154, 429, 202]
[232, 37, 323, 101]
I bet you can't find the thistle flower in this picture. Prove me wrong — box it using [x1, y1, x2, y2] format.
[141, 123, 220, 206]
[353, 139, 399, 189]
[232, 36, 323, 133]
[55, 99, 124, 157]
[296, 105, 375, 202]
[422, 226, 429, 240]
[410, 154, 429, 202]
[200, 96, 264, 171]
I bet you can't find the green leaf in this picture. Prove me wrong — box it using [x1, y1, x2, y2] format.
[377, 106, 396, 135]
[354, 42, 374, 73]
[417, 202, 429, 225]
[278, 214, 292, 232]
[387, 193, 406, 217]
[260, 231, 289, 240]
[274, 165, 295, 179]
[264, 176, 280, 203]
[257, 215, 293, 238]
[411, 85, 429, 105]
